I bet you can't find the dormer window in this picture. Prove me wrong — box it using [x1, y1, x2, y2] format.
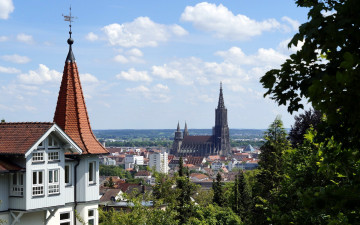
[32, 151, 44, 163]
[48, 135, 59, 148]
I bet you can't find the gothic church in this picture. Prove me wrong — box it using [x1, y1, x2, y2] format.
[171, 83, 231, 157]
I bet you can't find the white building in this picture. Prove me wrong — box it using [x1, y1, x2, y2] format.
[149, 152, 168, 174]
[124, 155, 144, 169]
[0, 31, 108, 225]
[101, 157, 116, 166]
[211, 161, 224, 171]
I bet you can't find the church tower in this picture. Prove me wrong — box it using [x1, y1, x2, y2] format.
[171, 122, 183, 155]
[213, 82, 230, 156]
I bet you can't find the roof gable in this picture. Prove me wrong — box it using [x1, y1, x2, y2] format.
[0, 122, 82, 156]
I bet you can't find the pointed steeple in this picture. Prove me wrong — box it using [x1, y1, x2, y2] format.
[53, 13, 107, 155]
[184, 121, 189, 137]
[177, 121, 181, 131]
[217, 82, 225, 108]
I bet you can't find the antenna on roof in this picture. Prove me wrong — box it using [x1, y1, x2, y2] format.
[62, 6, 77, 39]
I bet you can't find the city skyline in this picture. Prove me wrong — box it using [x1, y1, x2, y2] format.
[0, 0, 310, 129]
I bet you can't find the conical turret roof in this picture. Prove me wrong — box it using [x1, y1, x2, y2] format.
[53, 34, 108, 155]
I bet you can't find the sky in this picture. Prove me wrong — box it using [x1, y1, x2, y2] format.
[0, 0, 311, 129]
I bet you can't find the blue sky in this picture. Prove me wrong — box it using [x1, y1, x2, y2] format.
[0, 0, 310, 129]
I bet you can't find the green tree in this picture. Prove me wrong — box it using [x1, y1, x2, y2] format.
[252, 116, 290, 225]
[212, 172, 224, 206]
[259, 1, 360, 223]
[233, 171, 251, 222]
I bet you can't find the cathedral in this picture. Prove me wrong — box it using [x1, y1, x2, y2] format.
[171, 83, 231, 157]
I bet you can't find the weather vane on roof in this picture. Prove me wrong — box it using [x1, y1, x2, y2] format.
[62, 6, 77, 39]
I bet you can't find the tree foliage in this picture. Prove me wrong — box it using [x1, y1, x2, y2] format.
[259, 0, 360, 224]
[289, 109, 322, 146]
[212, 172, 224, 206]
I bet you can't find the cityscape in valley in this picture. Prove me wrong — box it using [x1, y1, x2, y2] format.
[1, 0, 359, 225]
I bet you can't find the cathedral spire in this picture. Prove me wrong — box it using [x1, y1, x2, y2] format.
[53, 10, 107, 155]
[177, 121, 180, 131]
[184, 121, 189, 137]
[218, 82, 225, 108]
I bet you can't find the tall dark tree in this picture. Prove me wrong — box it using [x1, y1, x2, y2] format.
[233, 171, 251, 221]
[252, 116, 290, 225]
[289, 109, 322, 146]
[212, 172, 224, 206]
[175, 156, 195, 224]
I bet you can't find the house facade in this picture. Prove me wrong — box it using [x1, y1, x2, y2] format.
[0, 22, 108, 225]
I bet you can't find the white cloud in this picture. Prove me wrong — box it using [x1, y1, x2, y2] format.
[116, 68, 152, 82]
[277, 38, 304, 54]
[0, 65, 20, 74]
[152, 64, 193, 85]
[113, 55, 129, 63]
[85, 32, 99, 41]
[102, 16, 187, 47]
[181, 2, 281, 40]
[198, 94, 214, 103]
[0, 36, 8, 42]
[0, 0, 14, 20]
[281, 16, 300, 31]
[16, 33, 34, 44]
[215, 46, 288, 67]
[126, 84, 171, 103]
[80, 73, 99, 83]
[127, 48, 143, 57]
[2, 54, 31, 64]
[113, 48, 144, 64]
[17, 64, 61, 85]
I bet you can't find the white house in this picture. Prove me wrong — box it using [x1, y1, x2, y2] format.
[0, 28, 108, 225]
[149, 152, 168, 174]
[124, 155, 144, 169]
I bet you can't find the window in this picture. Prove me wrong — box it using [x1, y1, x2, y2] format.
[88, 162, 96, 184]
[48, 151, 59, 161]
[88, 209, 95, 225]
[37, 141, 44, 149]
[48, 169, 59, 194]
[65, 165, 71, 185]
[32, 171, 44, 196]
[11, 173, 24, 196]
[32, 152, 44, 163]
[60, 212, 72, 225]
[48, 135, 59, 148]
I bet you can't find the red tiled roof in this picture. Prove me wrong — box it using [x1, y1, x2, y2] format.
[0, 159, 24, 172]
[185, 156, 204, 165]
[54, 62, 108, 155]
[0, 122, 54, 154]
[183, 135, 212, 144]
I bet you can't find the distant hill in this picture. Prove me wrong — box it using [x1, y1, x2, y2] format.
[93, 129, 267, 140]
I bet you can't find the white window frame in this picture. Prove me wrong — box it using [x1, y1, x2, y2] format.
[32, 170, 44, 196]
[65, 164, 71, 186]
[88, 161, 96, 185]
[48, 135, 59, 149]
[88, 209, 96, 225]
[48, 169, 60, 194]
[32, 151, 44, 163]
[10, 173, 24, 196]
[48, 151, 60, 162]
[60, 211, 72, 225]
